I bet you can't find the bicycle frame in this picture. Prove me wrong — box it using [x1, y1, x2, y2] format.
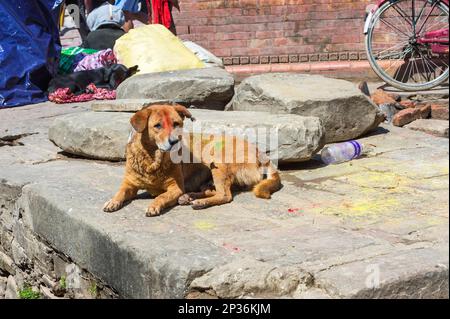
[365, 0, 449, 54]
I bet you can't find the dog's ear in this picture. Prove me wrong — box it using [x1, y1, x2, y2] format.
[130, 108, 152, 133]
[128, 65, 139, 76]
[172, 104, 195, 122]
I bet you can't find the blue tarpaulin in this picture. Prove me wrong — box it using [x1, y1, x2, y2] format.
[0, 0, 63, 108]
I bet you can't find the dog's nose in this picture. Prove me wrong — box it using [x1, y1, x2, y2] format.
[169, 138, 179, 146]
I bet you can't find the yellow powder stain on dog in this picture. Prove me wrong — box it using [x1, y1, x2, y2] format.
[194, 221, 216, 230]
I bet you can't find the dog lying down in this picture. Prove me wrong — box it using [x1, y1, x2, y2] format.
[47, 64, 138, 95]
[103, 103, 282, 216]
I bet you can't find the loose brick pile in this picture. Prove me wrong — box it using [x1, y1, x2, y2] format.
[367, 87, 449, 138]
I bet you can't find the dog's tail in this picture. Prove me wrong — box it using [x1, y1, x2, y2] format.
[253, 161, 282, 199]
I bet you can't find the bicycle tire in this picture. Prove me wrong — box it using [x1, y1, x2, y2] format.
[365, 0, 449, 91]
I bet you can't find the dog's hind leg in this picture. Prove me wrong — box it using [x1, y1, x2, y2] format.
[191, 166, 233, 210]
[178, 186, 216, 205]
[253, 162, 281, 199]
[103, 180, 139, 213]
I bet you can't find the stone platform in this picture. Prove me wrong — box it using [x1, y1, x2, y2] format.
[0, 102, 448, 299]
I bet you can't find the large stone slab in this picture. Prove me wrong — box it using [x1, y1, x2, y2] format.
[48, 110, 325, 163]
[49, 112, 130, 161]
[229, 73, 385, 143]
[1, 103, 448, 298]
[116, 67, 235, 110]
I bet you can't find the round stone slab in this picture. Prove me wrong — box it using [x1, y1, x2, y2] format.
[48, 110, 325, 163]
[116, 67, 235, 111]
[229, 73, 385, 143]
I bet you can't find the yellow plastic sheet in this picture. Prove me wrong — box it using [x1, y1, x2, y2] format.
[114, 24, 205, 75]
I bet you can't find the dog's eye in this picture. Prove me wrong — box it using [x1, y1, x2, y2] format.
[173, 122, 180, 128]
[154, 123, 162, 129]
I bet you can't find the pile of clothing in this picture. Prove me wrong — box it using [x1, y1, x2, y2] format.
[59, 47, 118, 74]
[49, 83, 116, 103]
[49, 47, 122, 104]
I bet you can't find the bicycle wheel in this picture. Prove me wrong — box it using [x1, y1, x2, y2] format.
[365, 0, 449, 91]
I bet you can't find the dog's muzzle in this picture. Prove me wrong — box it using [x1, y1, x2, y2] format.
[158, 137, 180, 152]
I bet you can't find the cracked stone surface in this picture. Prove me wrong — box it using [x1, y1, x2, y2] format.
[0, 102, 448, 298]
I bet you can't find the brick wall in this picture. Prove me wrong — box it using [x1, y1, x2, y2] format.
[172, 0, 372, 65]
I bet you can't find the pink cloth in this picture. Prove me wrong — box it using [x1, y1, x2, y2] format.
[49, 84, 116, 104]
[74, 49, 117, 72]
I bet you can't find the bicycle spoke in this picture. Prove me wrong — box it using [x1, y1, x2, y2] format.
[386, 47, 412, 74]
[375, 41, 410, 59]
[379, 17, 412, 38]
[391, 3, 414, 26]
[385, 5, 414, 36]
[421, 15, 448, 34]
[417, 50, 436, 81]
[400, 59, 412, 83]
[414, 0, 428, 26]
[416, 1, 438, 35]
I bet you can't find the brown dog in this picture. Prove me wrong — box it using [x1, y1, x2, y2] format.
[103, 104, 281, 216]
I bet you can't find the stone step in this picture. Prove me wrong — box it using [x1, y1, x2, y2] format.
[1, 102, 449, 299]
[48, 110, 326, 163]
[229, 73, 385, 143]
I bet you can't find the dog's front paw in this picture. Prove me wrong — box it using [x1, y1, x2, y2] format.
[146, 206, 161, 217]
[191, 200, 209, 210]
[178, 194, 193, 206]
[103, 199, 123, 213]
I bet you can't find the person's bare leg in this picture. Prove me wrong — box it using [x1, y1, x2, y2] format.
[122, 11, 135, 32]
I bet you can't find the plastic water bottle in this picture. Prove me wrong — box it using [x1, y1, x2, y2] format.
[321, 141, 363, 165]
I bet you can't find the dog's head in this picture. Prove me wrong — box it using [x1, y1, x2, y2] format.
[105, 64, 139, 89]
[130, 104, 194, 152]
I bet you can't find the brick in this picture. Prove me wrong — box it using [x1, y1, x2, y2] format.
[359, 52, 368, 60]
[319, 53, 329, 61]
[418, 104, 431, 119]
[299, 55, 309, 62]
[279, 55, 289, 63]
[431, 104, 449, 120]
[260, 56, 270, 64]
[329, 53, 339, 61]
[289, 55, 299, 63]
[393, 108, 422, 127]
[309, 54, 319, 62]
[232, 57, 240, 65]
[399, 100, 417, 109]
[240, 57, 250, 65]
[223, 57, 233, 66]
[349, 52, 359, 60]
[250, 56, 260, 64]
[270, 56, 279, 63]
[339, 52, 349, 60]
[371, 89, 398, 106]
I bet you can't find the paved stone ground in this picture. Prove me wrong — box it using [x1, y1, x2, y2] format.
[0, 102, 448, 298]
